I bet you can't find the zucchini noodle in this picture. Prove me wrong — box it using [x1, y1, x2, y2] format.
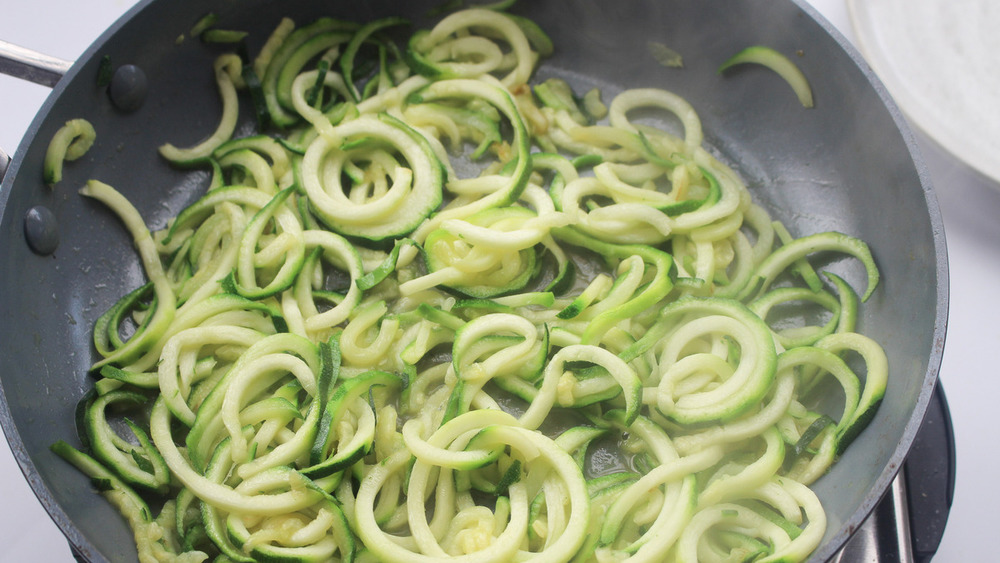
[53, 6, 887, 563]
[44, 118, 96, 185]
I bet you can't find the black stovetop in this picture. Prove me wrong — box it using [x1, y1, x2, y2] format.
[834, 381, 955, 562]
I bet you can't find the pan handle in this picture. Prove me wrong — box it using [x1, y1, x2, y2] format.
[0, 40, 71, 181]
[0, 148, 9, 181]
[0, 39, 72, 87]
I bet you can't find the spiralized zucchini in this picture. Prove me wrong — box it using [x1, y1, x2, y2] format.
[53, 6, 887, 563]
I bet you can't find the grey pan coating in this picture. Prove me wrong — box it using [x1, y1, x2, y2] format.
[0, 0, 947, 561]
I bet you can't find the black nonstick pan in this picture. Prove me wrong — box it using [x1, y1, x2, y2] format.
[0, 0, 948, 561]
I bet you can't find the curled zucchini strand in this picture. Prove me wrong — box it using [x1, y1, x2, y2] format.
[57, 8, 886, 563]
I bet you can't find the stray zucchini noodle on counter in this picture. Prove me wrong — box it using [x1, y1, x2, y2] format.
[49, 5, 886, 563]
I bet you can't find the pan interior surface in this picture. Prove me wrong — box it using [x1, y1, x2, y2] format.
[0, 0, 945, 561]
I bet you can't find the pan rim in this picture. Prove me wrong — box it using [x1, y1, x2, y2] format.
[0, 0, 950, 561]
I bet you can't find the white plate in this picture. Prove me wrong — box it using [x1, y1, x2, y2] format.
[848, 0, 1000, 183]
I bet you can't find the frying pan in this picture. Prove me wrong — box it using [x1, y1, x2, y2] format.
[0, 0, 948, 561]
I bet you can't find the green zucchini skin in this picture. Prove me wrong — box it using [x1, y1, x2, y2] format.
[53, 6, 885, 563]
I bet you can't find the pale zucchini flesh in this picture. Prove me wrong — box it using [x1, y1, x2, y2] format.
[53, 6, 886, 563]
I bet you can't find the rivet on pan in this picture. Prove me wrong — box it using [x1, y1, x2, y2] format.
[24, 205, 59, 256]
[109, 64, 148, 113]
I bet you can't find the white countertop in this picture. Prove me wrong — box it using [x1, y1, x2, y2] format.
[1, 0, 995, 560]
